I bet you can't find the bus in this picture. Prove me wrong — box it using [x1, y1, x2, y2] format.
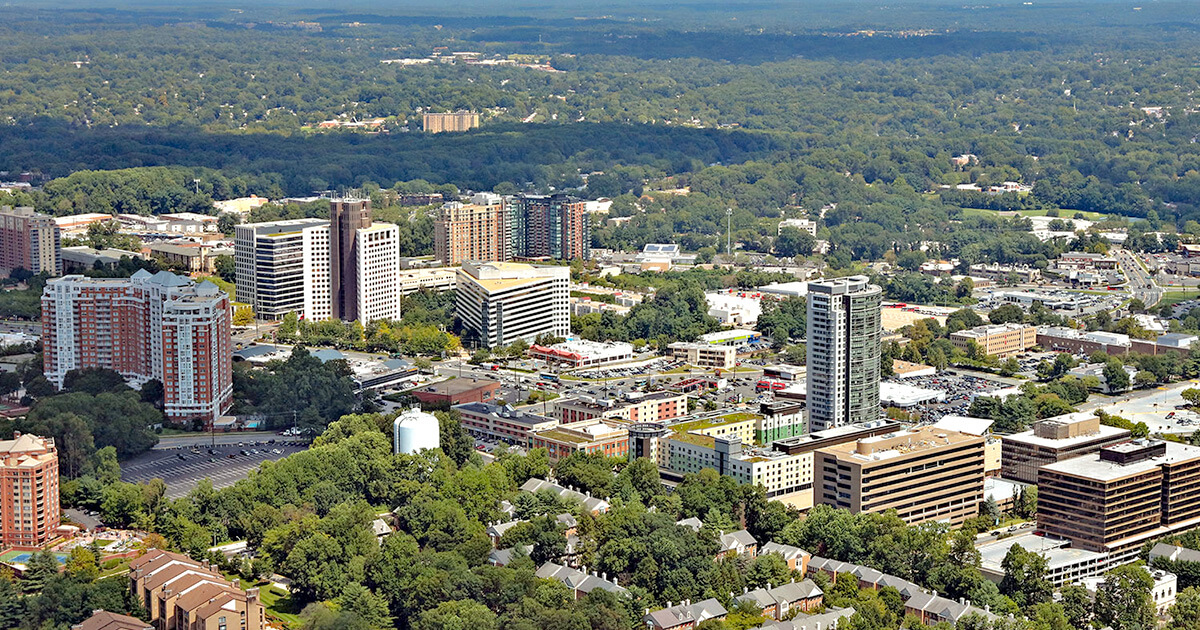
[755, 379, 787, 392]
[539, 372, 560, 383]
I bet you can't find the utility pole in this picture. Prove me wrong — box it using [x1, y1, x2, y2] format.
[193, 179, 201, 194]
[726, 208, 733, 258]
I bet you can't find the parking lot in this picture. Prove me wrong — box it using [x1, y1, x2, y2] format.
[121, 439, 308, 499]
[893, 371, 1014, 422]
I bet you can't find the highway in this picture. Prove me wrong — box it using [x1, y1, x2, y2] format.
[1114, 247, 1162, 307]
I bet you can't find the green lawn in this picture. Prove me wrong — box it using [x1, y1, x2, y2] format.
[1158, 290, 1199, 309]
[257, 583, 302, 628]
[958, 207, 1114, 221]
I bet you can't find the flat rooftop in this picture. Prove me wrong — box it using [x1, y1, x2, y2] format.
[1041, 441, 1200, 481]
[1004, 422, 1129, 449]
[978, 533, 1104, 573]
[414, 378, 498, 395]
[819, 426, 980, 462]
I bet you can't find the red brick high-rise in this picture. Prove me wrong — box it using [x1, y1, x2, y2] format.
[0, 206, 60, 277]
[0, 433, 59, 549]
[42, 270, 233, 422]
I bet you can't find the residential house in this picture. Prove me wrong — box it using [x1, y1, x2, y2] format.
[535, 562, 628, 600]
[904, 592, 996, 626]
[717, 530, 758, 560]
[72, 611, 153, 630]
[734, 580, 824, 620]
[758, 542, 811, 573]
[643, 598, 728, 630]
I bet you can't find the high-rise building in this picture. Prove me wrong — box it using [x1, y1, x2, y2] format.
[1038, 440, 1200, 563]
[814, 426, 986, 526]
[433, 193, 508, 265]
[330, 198, 373, 320]
[42, 271, 233, 422]
[0, 206, 61, 277]
[455, 261, 570, 348]
[234, 218, 331, 320]
[423, 111, 480, 133]
[352, 221, 401, 322]
[0, 433, 60, 549]
[235, 200, 400, 323]
[806, 276, 882, 432]
[510, 194, 590, 260]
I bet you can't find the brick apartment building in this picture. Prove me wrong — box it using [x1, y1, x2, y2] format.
[433, 194, 508, 265]
[554, 391, 688, 425]
[949, 323, 1038, 359]
[42, 271, 233, 422]
[0, 433, 59, 549]
[0, 205, 61, 277]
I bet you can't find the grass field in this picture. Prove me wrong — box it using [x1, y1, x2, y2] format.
[1158, 290, 1199, 309]
[258, 584, 302, 628]
[958, 207, 1115, 221]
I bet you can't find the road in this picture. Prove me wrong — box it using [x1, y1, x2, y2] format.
[1113, 247, 1162, 307]
[1079, 379, 1200, 435]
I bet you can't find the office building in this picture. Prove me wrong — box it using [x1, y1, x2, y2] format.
[1037, 440, 1200, 563]
[128, 549, 264, 630]
[806, 276, 882, 431]
[434, 194, 508, 265]
[349, 221, 401, 322]
[667, 342, 738, 369]
[0, 206, 60, 277]
[411, 378, 500, 406]
[455, 261, 569, 348]
[555, 390, 687, 425]
[423, 111, 480, 133]
[234, 218, 332, 320]
[236, 199, 400, 323]
[950, 323, 1038, 359]
[42, 271, 233, 422]
[398, 267, 457, 296]
[510, 194, 590, 260]
[1001, 412, 1131, 484]
[0, 433, 59, 548]
[757, 400, 805, 444]
[455, 402, 558, 444]
[529, 419, 630, 463]
[814, 426, 985, 526]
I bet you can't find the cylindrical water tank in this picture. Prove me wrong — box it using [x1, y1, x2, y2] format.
[393, 407, 441, 455]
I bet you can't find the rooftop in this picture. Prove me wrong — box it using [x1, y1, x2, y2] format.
[1040, 440, 1200, 481]
[1004, 417, 1129, 448]
[819, 426, 980, 462]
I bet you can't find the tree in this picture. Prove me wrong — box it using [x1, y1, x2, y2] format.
[414, 600, 498, 630]
[63, 367, 129, 395]
[1103, 359, 1131, 392]
[999, 544, 1051, 607]
[233, 305, 256, 326]
[987, 304, 1025, 324]
[336, 583, 393, 630]
[999, 358, 1020, 377]
[1168, 587, 1200, 630]
[213, 253, 236, 282]
[1182, 388, 1200, 407]
[745, 553, 791, 590]
[1095, 565, 1155, 630]
[64, 545, 99, 582]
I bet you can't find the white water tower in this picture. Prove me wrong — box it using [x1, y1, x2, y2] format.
[393, 407, 441, 455]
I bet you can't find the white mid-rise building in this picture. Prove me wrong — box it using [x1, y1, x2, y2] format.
[456, 261, 569, 348]
[354, 222, 401, 322]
